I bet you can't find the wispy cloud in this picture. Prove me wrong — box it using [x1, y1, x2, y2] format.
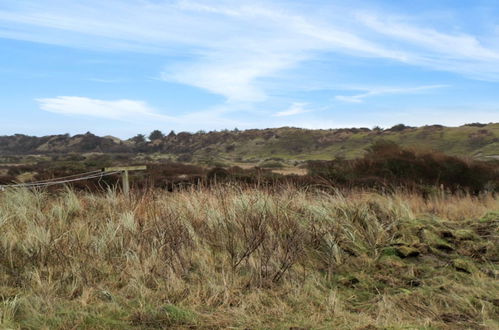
[335, 85, 448, 103]
[36, 96, 244, 130]
[273, 102, 310, 116]
[1, 0, 484, 104]
[161, 53, 300, 102]
[358, 14, 499, 61]
[2, 0, 499, 131]
[36, 96, 169, 121]
[356, 13, 499, 80]
[158, 2, 408, 101]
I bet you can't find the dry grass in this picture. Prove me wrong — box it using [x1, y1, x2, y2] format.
[0, 185, 497, 329]
[271, 167, 308, 176]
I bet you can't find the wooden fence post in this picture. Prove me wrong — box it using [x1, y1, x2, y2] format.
[122, 169, 130, 196]
[102, 165, 147, 196]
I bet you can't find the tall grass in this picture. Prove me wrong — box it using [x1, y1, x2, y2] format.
[0, 185, 497, 329]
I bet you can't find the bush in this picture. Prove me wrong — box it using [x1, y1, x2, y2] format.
[388, 123, 413, 132]
[464, 122, 487, 127]
[308, 141, 498, 194]
[149, 130, 165, 141]
[131, 134, 146, 144]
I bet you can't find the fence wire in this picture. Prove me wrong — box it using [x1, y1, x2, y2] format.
[0, 170, 121, 190]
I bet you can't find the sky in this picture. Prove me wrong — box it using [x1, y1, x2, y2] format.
[0, 0, 498, 138]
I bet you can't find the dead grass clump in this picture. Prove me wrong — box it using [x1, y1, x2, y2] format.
[0, 186, 497, 328]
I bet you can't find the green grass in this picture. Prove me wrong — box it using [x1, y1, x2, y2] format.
[3, 124, 498, 170]
[210, 123, 499, 163]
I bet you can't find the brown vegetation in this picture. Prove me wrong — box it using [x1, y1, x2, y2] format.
[0, 185, 497, 328]
[308, 140, 499, 194]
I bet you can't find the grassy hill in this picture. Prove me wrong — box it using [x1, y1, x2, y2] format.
[1, 123, 498, 167]
[200, 123, 499, 163]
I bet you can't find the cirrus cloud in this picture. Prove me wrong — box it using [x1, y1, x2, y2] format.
[335, 84, 449, 103]
[4, 0, 496, 104]
[36, 96, 170, 121]
[273, 102, 310, 116]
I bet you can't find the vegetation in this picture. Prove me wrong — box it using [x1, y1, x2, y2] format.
[308, 140, 499, 194]
[130, 134, 146, 145]
[2, 141, 496, 196]
[0, 185, 497, 329]
[0, 125, 498, 328]
[1, 123, 498, 164]
[148, 130, 164, 141]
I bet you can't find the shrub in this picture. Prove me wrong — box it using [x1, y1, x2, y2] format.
[388, 123, 413, 132]
[308, 141, 498, 193]
[148, 130, 165, 141]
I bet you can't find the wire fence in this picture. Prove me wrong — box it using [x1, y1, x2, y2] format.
[14, 169, 103, 185]
[0, 170, 121, 190]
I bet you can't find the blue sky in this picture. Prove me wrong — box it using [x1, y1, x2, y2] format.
[0, 0, 498, 138]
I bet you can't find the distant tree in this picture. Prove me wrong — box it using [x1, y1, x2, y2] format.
[131, 134, 146, 144]
[149, 130, 164, 141]
[389, 123, 413, 132]
[167, 130, 176, 137]
[464, 122, 487, 128]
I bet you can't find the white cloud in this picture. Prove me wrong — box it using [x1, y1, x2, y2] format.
[35, 96, 244, 131]
[356, 13, 499, 80]
[335, 85, 448, 103]
[158, 3, 409, 101]
[273, 102, 310, 116]
[36, 96, 169, 120]
[161, 53, 300, 102]
[0, 0, 453, 103]
[1, 1, 498, 111]
[358, 14, 499, 61]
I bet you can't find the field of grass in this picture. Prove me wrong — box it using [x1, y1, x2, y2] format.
[0, 185, 498, 329]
